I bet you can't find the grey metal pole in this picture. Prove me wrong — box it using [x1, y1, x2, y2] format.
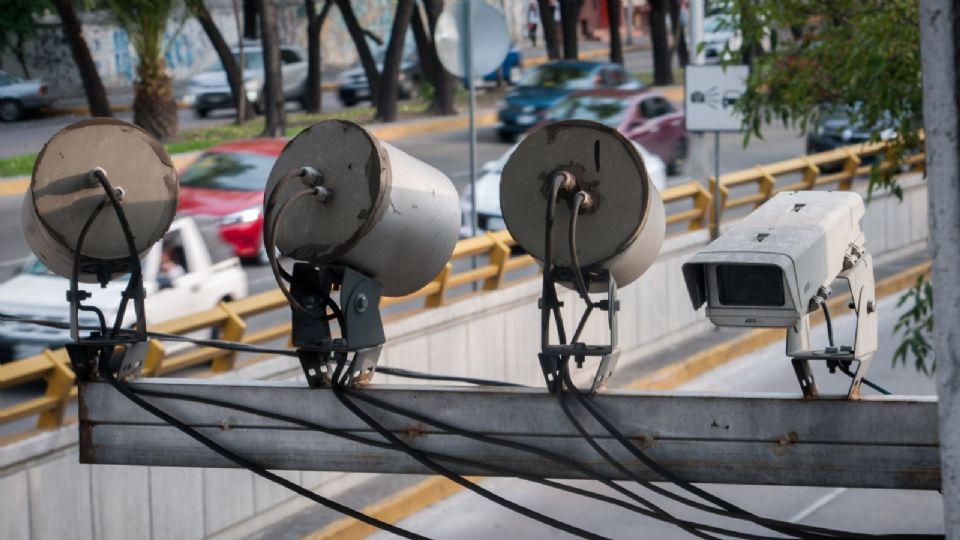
[712, 130, 721, 238]
[688, 0, 709, 204]
[465, 0, 478, 240]
[919, 0, 960, 535]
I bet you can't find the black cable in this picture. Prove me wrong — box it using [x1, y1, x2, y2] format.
[375, 366, 527, 388]
[90, 168, 145, 339]
[339, 373, 776, 539]
[102, 371, 426, 539]
[556, 365, 720, 540]
[821, 301, 836, 348]
[563, 370, 938, 540]
[126, 385, 782, 540]
[568, 191, 593, 305]
[821, 304, 892, 395]
[76, 185, 428, 540]
[330, 358, 611, 540]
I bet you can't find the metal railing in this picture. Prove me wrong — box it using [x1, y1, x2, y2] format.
[0, 139, 925, 440]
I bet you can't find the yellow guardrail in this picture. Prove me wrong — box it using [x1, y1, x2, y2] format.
[0, 138, 925, 441]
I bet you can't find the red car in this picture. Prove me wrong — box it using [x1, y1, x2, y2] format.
[177, 139, 286, 263]
[536, 89, 688, 174]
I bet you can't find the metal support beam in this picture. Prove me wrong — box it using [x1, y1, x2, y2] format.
[79, 380, 940, 490]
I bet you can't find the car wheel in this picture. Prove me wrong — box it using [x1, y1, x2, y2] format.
[0, 99, 24, 122]
[497, 130, 516, 143]
[341, 98, 356, 107]
[194, 107, 210, 118]
[668, 138, 688, 176]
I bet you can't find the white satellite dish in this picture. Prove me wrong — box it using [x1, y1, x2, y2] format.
[434, 0, 510, 78]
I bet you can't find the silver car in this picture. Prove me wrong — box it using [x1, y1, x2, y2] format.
[185, 45, 308, 117]
[0, 70, 55, 122]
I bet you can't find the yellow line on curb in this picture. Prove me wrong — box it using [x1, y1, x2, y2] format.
[304, 260, 932, 540]
[303, 476, 481, 540]
[0, 179, 28, 198]
[368, 110, 498, 142]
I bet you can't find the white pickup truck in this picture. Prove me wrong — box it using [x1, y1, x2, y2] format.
[0, 217, 248, 361]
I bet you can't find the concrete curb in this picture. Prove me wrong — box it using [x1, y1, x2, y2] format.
[302, 259, 933, 540]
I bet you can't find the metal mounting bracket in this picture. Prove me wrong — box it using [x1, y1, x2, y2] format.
[289, 263, 385, 388]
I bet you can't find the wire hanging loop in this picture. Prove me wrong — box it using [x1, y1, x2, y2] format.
[537, 172, 620, 394]
[65, 167, 150, 381]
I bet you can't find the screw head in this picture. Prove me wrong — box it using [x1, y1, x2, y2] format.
[355, 293, 369, 313]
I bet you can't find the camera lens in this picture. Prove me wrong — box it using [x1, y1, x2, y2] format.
[716, 264, 785, 306]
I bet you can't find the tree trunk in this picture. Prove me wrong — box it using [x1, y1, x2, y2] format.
[668, 0, 689, 66]
[375, 0, 415, 122]
[304, 0, 333, 114]
[50, 0, 111, 117]
[412, 0, 455, 115]
[190, 0, 255, 121]
[649, 0, 673, 85]
[537, 0, 560, 60]
[132, 60, 178, 140]
[258, 0, 285, 137]
[559, 0, 580, 59]
[607, 0, 623, 65]
[13, 33, 31, 79]
[334, 0, 380, 103]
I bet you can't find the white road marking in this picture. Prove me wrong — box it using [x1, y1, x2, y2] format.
[788, 488, 847, 523]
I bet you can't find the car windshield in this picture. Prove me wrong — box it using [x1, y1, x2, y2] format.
[0, 71, 18, 85]
[546, 96, 630, 126]
[206, 52, 264, 72]
[517, 64, 593, 89]
[179, 151, 276, 191]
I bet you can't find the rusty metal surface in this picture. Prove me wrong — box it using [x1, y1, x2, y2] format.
[79, 380, 940, 490]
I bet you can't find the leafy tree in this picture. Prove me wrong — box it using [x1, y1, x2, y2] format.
[607, 0, 623, 65]
[0, 0, 47, 78]
[409, 0, 455, 116]
[649, 0, 673, 84]
[536, 0, 560, 60]
[101, 0, 181, 139]
[257, 0, 284, 136]
[334, 0, 380, 102]
[303, 0, 333, 114]
[185, 0, 255, 122]
[722, 0, 933, 372]
[51, 0, 112, 117]
[374, 0, 414, 122]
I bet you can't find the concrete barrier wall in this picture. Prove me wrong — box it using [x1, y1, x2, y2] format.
[0, 174, 929, 540]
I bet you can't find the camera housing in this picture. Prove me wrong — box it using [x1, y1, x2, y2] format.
[681, 191, 877, 399]
[682, 191, 865, 328]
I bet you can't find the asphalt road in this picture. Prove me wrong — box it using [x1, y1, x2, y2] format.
[369, 294, 944, 539]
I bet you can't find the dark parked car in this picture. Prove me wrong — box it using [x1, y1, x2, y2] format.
[0, 70, 55, 122]
[496, 60, 642, 141]
[806, 107, 896, 154]
[337, 47, 422, 106]
[537, 89, 688, 174]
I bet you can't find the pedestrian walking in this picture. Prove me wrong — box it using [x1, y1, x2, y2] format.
[527, 2, 539, 47]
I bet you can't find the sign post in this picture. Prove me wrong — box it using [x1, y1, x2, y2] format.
[434, 1, 509, 239]
[684, 64, 749, 238]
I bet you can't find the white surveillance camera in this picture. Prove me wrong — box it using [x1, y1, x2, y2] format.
[682, 191, 877, 399]
[683, 191, 866, 327]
